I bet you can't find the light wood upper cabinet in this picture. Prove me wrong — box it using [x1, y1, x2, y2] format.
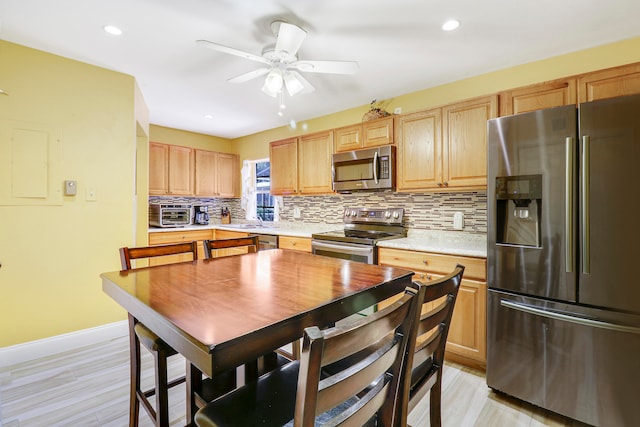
[299, 131, 333, 194]
[150, 142, 238, 198]
[216, 152, 239, 198]
[363, 116, 394, 147]
[270, 137, 298, 195]
[194, 150, 239, 198]
[334, 116, 394, 153]
[500, 78, 577, 116]
[442, 95, 497, 189]
[194, 149, 217, 197]
[578, 62, 640, 103]
[334, 124, 362, 152]
[270, 131, 333, 195]
[396, 108, 442, 191]
[149, 142, 169, 195]
[168, 145, 193, 195]
[396, 95, 495, 192]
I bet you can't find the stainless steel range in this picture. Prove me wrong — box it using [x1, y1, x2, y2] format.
[311, 207, 405, 265]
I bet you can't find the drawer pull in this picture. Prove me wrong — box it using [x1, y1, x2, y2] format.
[422, 259, 428, 265]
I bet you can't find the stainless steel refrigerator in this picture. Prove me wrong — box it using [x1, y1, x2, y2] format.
[486, 94, 640, 426]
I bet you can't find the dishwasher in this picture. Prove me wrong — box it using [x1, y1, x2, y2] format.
[254, 234, 278, 251]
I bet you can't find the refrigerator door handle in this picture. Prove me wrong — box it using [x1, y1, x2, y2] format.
[581, 135, 590, 274]
[500, 299, 640, 334]
[565, 137, 574, 273]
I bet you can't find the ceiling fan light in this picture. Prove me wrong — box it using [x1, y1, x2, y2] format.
[284, 72, 305, 96]
[262, 68, 283, 97]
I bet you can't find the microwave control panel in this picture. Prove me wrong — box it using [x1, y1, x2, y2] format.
[379, 156, 390, 179]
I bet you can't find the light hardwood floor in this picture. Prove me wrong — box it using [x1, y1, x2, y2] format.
[0, 335, 588, 427]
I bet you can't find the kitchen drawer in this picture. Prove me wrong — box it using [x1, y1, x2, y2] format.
[148, 229, 213, 245]
[279, 236, 311, 252]
[378, 247, 486, 281]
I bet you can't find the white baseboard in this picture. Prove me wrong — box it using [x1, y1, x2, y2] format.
[0, 320, 128, 368]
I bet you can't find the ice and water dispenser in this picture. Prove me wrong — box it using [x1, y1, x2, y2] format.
[495, 175, 542, 248]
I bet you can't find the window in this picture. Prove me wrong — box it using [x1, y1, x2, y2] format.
[255, 161, 275, 221]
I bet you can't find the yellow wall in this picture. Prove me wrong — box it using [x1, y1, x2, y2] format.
[233, 36, 640, 160]
[0, 40, 139, 346]
[150, 124, 234, 153]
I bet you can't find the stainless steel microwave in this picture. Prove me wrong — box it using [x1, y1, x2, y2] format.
[332, 145, 395, 193]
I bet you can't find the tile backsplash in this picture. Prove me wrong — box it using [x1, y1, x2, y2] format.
[150, 191, 487, 234]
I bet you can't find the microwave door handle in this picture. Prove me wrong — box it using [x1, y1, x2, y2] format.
[373, 151, 379, 184]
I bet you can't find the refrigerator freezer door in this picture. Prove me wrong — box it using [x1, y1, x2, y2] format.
[578, 94, 640, 314]
[487, 290, 640, 426]
[487, 106, 577, 301]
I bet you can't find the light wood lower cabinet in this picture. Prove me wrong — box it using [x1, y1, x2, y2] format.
[378, 247, 487, 370]
[148, 229, 213, 265]
[278, 236, 311, 252]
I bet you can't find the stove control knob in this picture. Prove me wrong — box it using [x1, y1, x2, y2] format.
[384, 211, 391, 219]
[392, 211, 400, 219]
[344, 210, 350, 217]
[351, 210, 357, 217]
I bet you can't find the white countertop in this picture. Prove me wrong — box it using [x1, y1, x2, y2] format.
[149, 223, 487, 257]
[377, 229, 487, 258]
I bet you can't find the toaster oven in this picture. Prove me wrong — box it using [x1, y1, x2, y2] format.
[149, 204, 192, 227]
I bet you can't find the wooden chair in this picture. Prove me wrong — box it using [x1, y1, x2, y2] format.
[408, 264, 465, 427]
[205, 235, 301, 362]
[202, 235, 259, 258]
[120, 242, 235, 427]
[194, 284, 424, 427]
[202, 235, 292, 377]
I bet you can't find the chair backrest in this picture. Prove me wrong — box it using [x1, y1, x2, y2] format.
[202, 235, 259, 259]
[119, 241, 198, 270]
[293, 284, 424, 427]
[408, 264, 465, 412]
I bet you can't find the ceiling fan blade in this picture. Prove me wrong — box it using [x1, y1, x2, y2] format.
[274, 22, 307, 57]
[284, 71, 315, 96]
[228, 68, 271, 83]
[196, 40, 271, 65]
[292, 60, 359, 75]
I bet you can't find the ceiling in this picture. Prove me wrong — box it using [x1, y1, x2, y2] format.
[1, 0, 639, 139]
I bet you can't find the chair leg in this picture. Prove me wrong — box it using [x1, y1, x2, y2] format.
[430, 371, 443, 427]
[154, 348, 170, 427]
[128, 315, 141, 427]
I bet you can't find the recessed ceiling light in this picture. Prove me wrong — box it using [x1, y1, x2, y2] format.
[103, 25, 123, 36]
[442, 19, 460, 32]
[204, 114, 214, 119]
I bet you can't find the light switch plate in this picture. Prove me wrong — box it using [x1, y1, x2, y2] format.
[64, 180, 77, 196]
[86, 187, 97, 201]
[453, 212, 464, 230]
[293, 207, 301, 219]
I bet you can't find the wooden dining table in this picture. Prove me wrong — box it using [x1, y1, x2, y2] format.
[101, 248, 413, 424]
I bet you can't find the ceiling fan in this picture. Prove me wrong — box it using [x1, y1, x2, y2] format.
[197, 21, 359, 98]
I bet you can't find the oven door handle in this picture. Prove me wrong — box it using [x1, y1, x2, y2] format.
[311, 241, 374, 256]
